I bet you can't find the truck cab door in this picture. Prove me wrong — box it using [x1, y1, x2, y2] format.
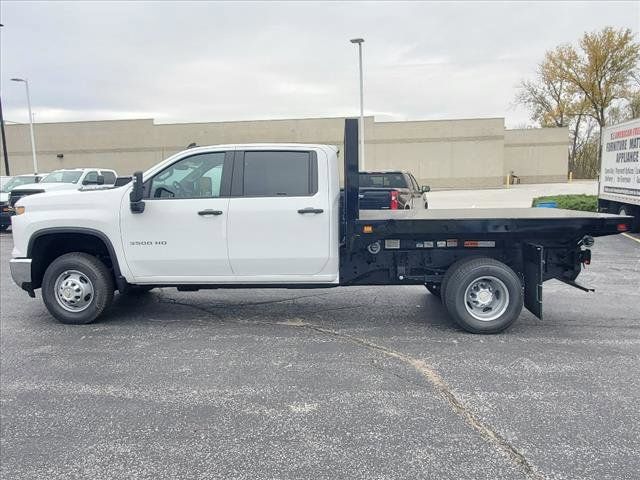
[121, 151, 234, 282]
[227, 149, 332, 279]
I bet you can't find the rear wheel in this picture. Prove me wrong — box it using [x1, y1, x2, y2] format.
[443, 257, 523, 334]
[440, 257, 481, 308]
[42, 253, 114, 324]
[0, 225, 8, 231]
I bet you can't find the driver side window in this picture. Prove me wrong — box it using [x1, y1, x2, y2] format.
[149, 152, 226, 199]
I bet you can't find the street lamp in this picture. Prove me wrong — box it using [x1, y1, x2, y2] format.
[11, 77, 38, 174]
[350, 38, 365, 170]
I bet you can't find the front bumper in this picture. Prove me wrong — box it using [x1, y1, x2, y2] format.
[10, 258, 34, 295]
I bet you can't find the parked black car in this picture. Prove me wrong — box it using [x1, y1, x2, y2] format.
[358, 171, 430, 210]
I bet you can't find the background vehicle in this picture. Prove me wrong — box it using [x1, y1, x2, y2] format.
[0, 173, 47, 231]
[8, 168, 117, 207]
[598, 118, 640, 232]
[358, 171, 429, 210]
[9, 120, 631, 333]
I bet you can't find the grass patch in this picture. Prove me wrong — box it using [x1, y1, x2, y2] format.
[531, 194, 598, 212]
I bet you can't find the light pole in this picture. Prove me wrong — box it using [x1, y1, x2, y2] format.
[350, 38, 365, 170]
[0, 23, 10, 176]
[11, 78, 38, 174]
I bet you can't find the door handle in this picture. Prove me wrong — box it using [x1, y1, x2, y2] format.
[297, 208, 324, 214]
[198, 209, 223, 216]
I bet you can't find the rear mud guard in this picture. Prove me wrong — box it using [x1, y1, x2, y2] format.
[523, 243, 544, 320]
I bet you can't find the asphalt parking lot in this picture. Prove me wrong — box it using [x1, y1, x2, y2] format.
[1, 228, 639, 479]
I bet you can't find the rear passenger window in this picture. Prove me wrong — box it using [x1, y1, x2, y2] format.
[101, 171, 116, 184]
[243, 151, 316, 196]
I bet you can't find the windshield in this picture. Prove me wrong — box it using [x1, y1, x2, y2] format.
[41, 171, 83, 184]
[359, 173, 408, 189]
[1, 176, 39, 192]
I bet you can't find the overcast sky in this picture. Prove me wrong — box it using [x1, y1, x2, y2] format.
[0, 1, 638, 128]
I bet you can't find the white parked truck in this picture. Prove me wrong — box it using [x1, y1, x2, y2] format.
[9, 120, 632, 333]
[598, 118, 640, 231]
[8, 168, 118, 208]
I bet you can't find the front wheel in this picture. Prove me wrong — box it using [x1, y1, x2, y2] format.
[0, 225, 9, 231]
[42, 252, 114, 324]
[443, 257, 523, 334]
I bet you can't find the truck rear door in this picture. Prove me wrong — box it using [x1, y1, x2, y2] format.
[227, 149, 331, 277]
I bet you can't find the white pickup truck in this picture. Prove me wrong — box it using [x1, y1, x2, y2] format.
[8, 168, 118, 208]
[9, 120, 631, 333]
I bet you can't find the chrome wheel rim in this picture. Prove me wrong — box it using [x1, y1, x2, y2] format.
[54, 270, 95, 312]
[464, 275, 509, 321]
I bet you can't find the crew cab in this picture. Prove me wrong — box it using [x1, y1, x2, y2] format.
[9, 120, 632, 333]
[358, 171, 429, 210]
[8, 168, 118, 207]
[0, 173, 47, 231]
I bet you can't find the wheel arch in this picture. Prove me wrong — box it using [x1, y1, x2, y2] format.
[27, 227, 126, 291]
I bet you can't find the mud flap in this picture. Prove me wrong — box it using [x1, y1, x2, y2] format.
[523, 243, 544, 320]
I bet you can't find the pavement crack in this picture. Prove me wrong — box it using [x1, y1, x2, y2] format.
[147, 295, 544, 479]
[291, 322, 546, 480]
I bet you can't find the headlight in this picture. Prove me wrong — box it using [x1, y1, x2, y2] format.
[15, 206, 26, 215]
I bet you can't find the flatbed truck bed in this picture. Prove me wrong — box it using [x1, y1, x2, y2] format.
[356, 208, 627, 237]
[339, 119, 632, 331]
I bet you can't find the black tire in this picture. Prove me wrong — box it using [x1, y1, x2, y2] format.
[0, 225, 8, 231]
[440, 257, 481, 309]
[42, 252, 114, 325]
[443, 257, 523, 334]
[425, 283, 441, 298]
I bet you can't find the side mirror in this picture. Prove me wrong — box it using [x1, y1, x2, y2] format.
[129, 171, 145, 213]
[421, 185, 430, 193]
[96, 174, 105, 186]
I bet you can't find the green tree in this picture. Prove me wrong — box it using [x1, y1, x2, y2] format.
[549, 27, 639, 128]
[516, 27, 640, 178]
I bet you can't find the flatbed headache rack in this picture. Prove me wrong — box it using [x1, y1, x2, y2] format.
[338, 118, 631, 321]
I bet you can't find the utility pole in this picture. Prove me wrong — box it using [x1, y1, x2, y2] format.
[0, 23, 8, 175]
[0, 95, 10, 176]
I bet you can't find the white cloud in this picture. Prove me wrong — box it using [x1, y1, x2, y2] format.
[0, 1, 637, 128]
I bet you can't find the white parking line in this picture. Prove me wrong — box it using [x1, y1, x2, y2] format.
[622, 233, 640, 244]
